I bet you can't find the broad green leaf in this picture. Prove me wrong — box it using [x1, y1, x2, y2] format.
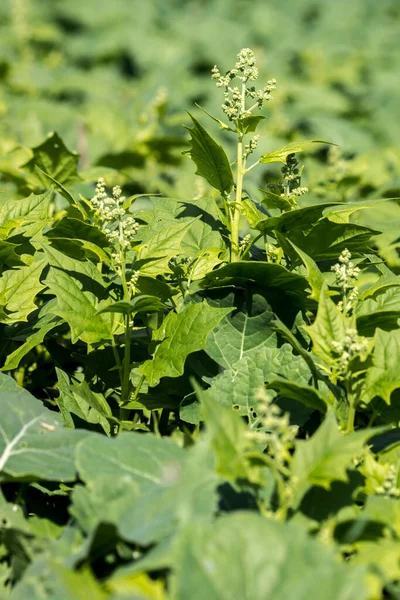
[183, 113, 233, 194]
[204, 342, 314, 417]
[0, 374, 90, 481]
[261, 202, 379, 261]
[205, 262, 310, 308]
[23, 132, 80, 186]
[0, 257, 47, 323]
[260, 140, 332, 164]
[136, 217, 200, 276]
[0, 240, 23, 267]
[10, 560, 106, 600]
[41, 242, 107, 288]
[140, 302, 232, 387]
[362, 329, 400, 404]
[44, 267, 114, 344]
[197, 382, 264, 483]
[97, 295, 166, 317]
[239, 197, 268, 230]
[72, 439, 218, 546]
[304, 286, 348, 367]
[45, 217, 109, 262]
[205, 294, 275, 369]
[2, 312, 61, 371]
[173, 513, 366, 600]
[238, 115, 266, 134]
[34, 165, 88, 217]
[56, 369, 114, 434]
[357, 284, 400, 335]
[266, 379, 328, 413]
[291, 412, 381, 506]
[0, 189, 52, 238]
[260, 188, 292, 212]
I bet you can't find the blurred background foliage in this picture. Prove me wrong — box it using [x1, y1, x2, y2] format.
[1, 0, 400, 262]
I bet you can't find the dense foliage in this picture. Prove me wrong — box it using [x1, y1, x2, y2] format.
[1, 2, 400, 599]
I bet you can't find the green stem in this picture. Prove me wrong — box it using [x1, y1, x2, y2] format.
[231, 133, 244, 262]
[131, 374, 145, 403]
[111, 337, 123, 388]
[121, 314, 131, 403]
[346, 380, 356, 434]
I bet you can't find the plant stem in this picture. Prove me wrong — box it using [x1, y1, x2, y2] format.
[121, 314, 131, 404]
[231, 82, 247, 262]
[346, 380, 356, 433]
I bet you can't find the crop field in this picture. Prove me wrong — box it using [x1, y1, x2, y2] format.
[1, 1, 400, 598]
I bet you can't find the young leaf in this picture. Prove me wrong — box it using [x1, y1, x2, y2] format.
[97, 295, 166, 316]
[303, 285, 348, 367]
[44, 267, 115, 344]
[291, 412, 381, 506]
[260, 140, 332, 164]
[183, 113, 234, 194]
[23, 132, 80, 186]
[361, 329, 400, 404]
[140, 302, 232, 387]
[237, 115, 266, 134]
[0, 257, 47, 323]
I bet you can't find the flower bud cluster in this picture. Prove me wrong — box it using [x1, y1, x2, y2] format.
[239, 234, 251, 251]
[331, 249, 360, 292]
[331, 328, 369, 374]
[90, 178, 139, 263]
[246, 389, 298, 465]
[374, 464, 400, 498]
[244, 135, 259, 157]
[211, 48, 276, 122]
[331, 249, 360, 314]
[129, 270, 140, 295]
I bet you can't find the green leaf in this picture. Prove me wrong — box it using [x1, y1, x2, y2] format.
[362, 329, 400, 404]
[304, 286, 348, 367]
[173, 513, 366, 600]
[0, 374, 90, 481]
[140, 302, 232, 387]
[260, 140, 332, 164]
[44, 267, 114, 344]
[136, 217, 200, 276]
[56, 369, 114, 434]
[23, 132, 80, 186]
[291, 412, 381, 506]
[204, 344, 315, 416]
[205, 294, 275, 369]
[260, 188, 292, 212]
[183, 113, 233, 194]
[194, 103, 232, 131]
[0, 189, 52, 238]
[0, 240, 23, 267]
[72, 438, 218, 546]
[205, 262, 310, 309]
[0, 257, 47, 323]
[196, 382, 263, 483]
[2, 312, 61, 371]
[45, 217, 109, 262]
[237, 115, 266, 134]
[97, 295, 166, 317]
[239, 197, 268, 230]
[260, 202, 379, 261]
[284, 239, 324, 301]
[267, 379, 328, 413]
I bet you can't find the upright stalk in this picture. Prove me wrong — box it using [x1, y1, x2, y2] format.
[231, 82, 247, 262]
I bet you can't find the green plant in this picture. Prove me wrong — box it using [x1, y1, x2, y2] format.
[1, 46, 400, 600]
